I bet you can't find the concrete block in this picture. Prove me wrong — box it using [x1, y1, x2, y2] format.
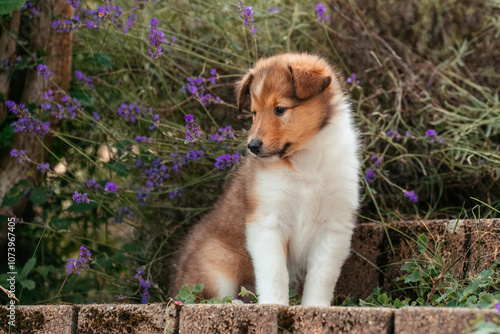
[467, 219, 500, 274]
[0, 305, 75, 334]
[179, 304, 280, 334]
[394, 306, 500, 334]
[77, 303, 173, 334]
[279, 306, 394, 333]
[337, 223, 385, 301]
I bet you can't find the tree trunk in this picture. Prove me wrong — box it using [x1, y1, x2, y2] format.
[0, 0, 73, 219]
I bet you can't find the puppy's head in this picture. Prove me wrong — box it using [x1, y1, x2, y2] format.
[236, 53, 342, 159]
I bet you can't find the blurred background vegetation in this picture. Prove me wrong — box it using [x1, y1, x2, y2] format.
[0, 0, 498, 306]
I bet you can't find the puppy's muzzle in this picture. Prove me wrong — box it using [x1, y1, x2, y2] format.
[247, 139, 262, 155]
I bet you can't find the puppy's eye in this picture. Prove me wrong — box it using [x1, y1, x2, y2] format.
[274, 107, 287, 116]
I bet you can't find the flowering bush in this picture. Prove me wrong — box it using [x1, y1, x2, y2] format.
[1, 0, 499, 306]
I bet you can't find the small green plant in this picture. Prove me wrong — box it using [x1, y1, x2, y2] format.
[174, 284, 233, 305]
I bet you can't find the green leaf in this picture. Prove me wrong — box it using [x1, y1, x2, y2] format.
[67, 201, 97, 213]
[110, 162, 129, 177]
[93, 54, 112, 69]
[20, 279, 36, 290]
[30, 188, 47, 205]
[417, 234, 428, 253]
[377, 293, 389, 305]
[0, 0, 27, 15]
[175, 284, 196, 304]
[192, 283, 204, 293]
[50, 218, 71, 230]
[0, 126, 14, 149]
[2, 179, 33, 207]
[20, 258, 36, 280]
[404, 269, 422, 283]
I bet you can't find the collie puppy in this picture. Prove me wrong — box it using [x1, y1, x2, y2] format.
[173, 53, 359, 306]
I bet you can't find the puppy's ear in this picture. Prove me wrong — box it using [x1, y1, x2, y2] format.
[288, 65, 331, 101]
[235, 72, 253, 112]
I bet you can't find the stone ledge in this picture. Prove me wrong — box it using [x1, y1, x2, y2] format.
[77, 303, 175, 334]
[0, 305, 75, 334]
[278, 306, 394, 334]
[394, 306, 500, 334]
[1, 304, 498, 333]
[179, 304, 281, 334]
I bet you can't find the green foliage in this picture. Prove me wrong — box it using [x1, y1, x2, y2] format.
[0, 0, 27, 15]
[0, 126, 14, 150]
[1, 179, 33, 207]
[470, 320, 500, 334]
[175, 284, 233, 304]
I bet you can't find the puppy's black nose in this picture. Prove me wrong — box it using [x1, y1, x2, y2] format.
[247, 139, 262, 155]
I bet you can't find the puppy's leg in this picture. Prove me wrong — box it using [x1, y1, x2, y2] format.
[301, 225, 353, 306]
[246, 216, 289, 305]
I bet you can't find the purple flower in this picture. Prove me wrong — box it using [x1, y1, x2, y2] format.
[237, 1, 257, 35]
[68, 0, 81, 10]
[371, 155, 382, 166]
[215, 151, 240, 170]
[208, 68, 218, 85]
[85, 179, 101, 191]
[425, 129, 444, 143]
[43, 89, 54, 100]
[404, 190, 418, 203]
[6, 101, 50, 136]
[209, 125, 235, 143]
[72, 191, 90, 204]
[10, 149, 30, 163]
[269, 7, 279, 12]
[149, 114, 160, 130]
[365, 168, 376, 183]
[52, 16, 81, 33]
[315, 3, 329, 21]
[134, 266, 151, 304]
[425, 129, 437, 137]
[181, 150, 205, 163]
[111, 206, 133, 223]
[74, 70, 94, 89]
[105, 182, 118, 194]
[148, 17, 165, 59]
[135, 136, 154, 143]
[66, 246, 92, 275]
[116, 294, 127, 300]
[123, 14, 136, 33]
[37, 162, 50, 173]
[181, 76, 222, 106]
[185, 114, 201, 142]
[136, 187, 150, 205]
[49, 95, 82, 120]
[169, 187, 183, 198]
[117, 102, 141, 123]
[22, 1, 41, 18]
[495, 302, 500, 314]
[93, 112, 100, 121]
[346, 73, 359, 84]
[37, 64, 52, 81]
[386, 129, 400, 141]
[405, 131, 412, 137]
